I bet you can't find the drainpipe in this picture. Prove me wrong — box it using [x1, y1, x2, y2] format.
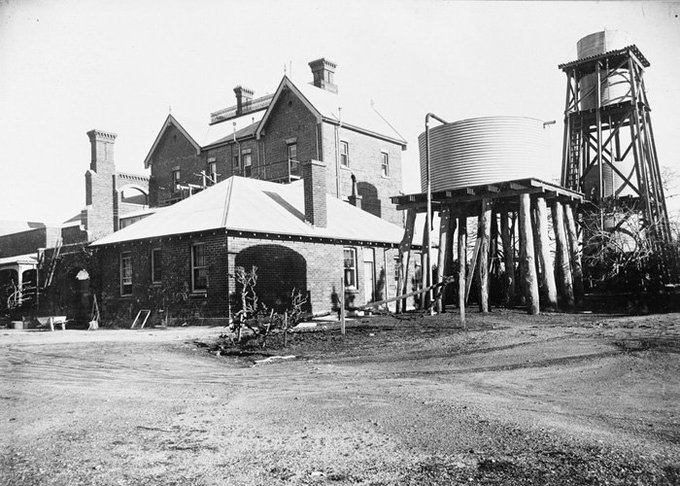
[425, 112, 447, 314]
[333, 107, 343, 198]
[233, 122, 241, 175]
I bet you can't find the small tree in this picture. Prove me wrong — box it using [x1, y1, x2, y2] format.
[281, 288, 308, 347]
[229, 266, 268, 342]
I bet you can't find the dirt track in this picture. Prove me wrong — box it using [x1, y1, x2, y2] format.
[1, 310, 679, 485]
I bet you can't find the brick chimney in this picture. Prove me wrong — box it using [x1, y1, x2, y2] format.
[301, 160, 327, 228]
[308, 58, 338, 93]
[234, 86, 254, 114]
[83, 129, 117, 240]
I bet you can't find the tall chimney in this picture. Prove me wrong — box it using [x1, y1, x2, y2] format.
[233, 86, 254, 114]
[83, 129, 117, 239]
[301, 160, 327, 228]
[308, 58, 338, 93]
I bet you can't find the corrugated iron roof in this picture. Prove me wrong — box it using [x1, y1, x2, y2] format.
[90, 176, 406, 247]
[202, 117, 262, 148]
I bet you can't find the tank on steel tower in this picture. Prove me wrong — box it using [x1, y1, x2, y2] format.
[559, 30, 674, 288]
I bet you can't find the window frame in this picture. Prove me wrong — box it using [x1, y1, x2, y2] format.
[287, 142, 298, 161]
[381, 151, 390, 178]
[243, 153, 252, 177]
[340, 140, 349, 168]
[343, 247, 357, 288]
[191, 242, 208, 293]
[151, 248, 162, 284]
[207, 161, 217, 181]
[120, 252, 133, 296]
[172, 169, 181, 183]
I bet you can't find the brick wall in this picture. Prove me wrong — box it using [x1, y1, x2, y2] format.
[148, 124, 202, 205]
[261, 88, 320, 172]
[94, 231, 400, 322]
[97, 232, 229, 322]
[320, 123, 404, 226]
[0, 227, 61, 258]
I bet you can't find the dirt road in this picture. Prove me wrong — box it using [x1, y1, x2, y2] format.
[1, 310, 679, 485]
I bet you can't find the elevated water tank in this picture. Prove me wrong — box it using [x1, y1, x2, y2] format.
[577, 30, 633, 110]
[418, 116, 552, 193]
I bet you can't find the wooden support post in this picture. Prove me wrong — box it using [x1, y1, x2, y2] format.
[564, 204, 584, 302]
[551, 201, 575, 309]
[340, 277, 346, 335]
[500, 211, 515, 307]
[421, 217, 430, 310]
[519, 194, 540, 315]
[478, 199, 492, 313]
[445, 216, 456, 307]
[435, 208, 452, 313]
[458, 216, 467, 329]
[396, 209, 416, 313]
[534, 197, 558, 310]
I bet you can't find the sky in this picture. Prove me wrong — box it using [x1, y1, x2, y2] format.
[1, 0, 679, 224]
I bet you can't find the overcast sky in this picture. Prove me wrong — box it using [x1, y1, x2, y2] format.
[1, 0, 679, 224]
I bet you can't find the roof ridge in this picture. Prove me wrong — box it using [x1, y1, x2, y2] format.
[221, 176, 235, 227]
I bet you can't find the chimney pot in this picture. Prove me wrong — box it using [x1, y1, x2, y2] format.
[233, 86, 255, 114]
[308, 58, 338, 93]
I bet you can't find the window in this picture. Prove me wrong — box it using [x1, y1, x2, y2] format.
[287, 143, 297, 161]
[207, 161, 217, 183]
[381, 151, 389, 178]
[191, 243, 208, 292]
[172, 169, 181, 183]
[233, 153, 240, 170]
[120, 252, 132, 296]
[243, 153, 252, 177]
[151, 248, 162, 284]
[340, 141, 349, 168]
[343, 247, 357, 288]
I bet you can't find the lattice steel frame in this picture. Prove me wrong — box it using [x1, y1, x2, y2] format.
[559, 46, 672, 250]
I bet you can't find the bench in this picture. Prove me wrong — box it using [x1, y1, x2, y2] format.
[35, 316, 68, 331]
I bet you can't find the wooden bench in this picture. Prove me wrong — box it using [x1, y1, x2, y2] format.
[35, 316, 68, 331]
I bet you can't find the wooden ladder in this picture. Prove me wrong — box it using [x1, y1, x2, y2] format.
[43, 238, 63, 289]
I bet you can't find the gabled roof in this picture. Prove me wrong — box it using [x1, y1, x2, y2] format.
[143, 114, 202, 169]
[91, 176, 406, 247]
[256, 77, 407, 147]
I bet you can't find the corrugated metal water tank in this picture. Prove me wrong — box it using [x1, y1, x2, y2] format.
[418, 116, 551, 193]
[577, 30, 633, 110]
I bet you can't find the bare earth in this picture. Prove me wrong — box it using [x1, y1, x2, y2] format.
[1, 310, 679, 485]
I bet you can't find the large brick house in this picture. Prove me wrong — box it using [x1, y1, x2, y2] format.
[144, 58, 407, 226]
[91, 161, 410, 319]
[2, 58, 413, 324]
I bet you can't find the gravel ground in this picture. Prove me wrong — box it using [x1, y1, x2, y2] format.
[1, 309, 679, 485]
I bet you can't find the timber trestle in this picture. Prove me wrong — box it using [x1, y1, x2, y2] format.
[391, 178, 584, 317]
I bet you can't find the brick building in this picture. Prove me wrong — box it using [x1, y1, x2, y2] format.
[144, 58, 407, 226]
[2, 57, 413, 324]
[0, 131, 150, 319]
[91, 161, 411, 320]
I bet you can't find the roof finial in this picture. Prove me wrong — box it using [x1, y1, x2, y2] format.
[169, 105, 172, 114]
